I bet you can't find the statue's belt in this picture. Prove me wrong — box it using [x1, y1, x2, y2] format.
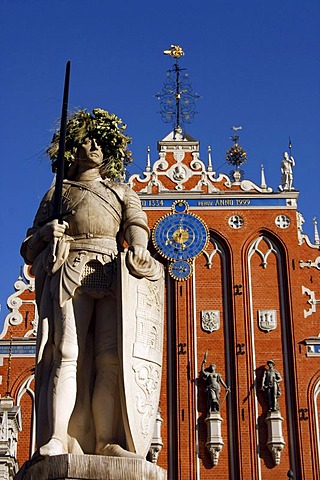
[69, 236, 118, 254]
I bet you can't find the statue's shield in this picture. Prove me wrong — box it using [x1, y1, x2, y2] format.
[117, 252, 165, 457]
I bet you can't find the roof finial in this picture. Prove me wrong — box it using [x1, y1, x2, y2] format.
[146, 146, 151, 172]
[260, 164, 267, 189]
[314, 217, 319, 245]
[156, 45, 200, 136]
[207, 146, 213, 172]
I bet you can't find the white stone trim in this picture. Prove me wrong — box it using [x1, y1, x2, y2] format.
[1, 265, 37, 340]
[16, 374, 36, 458]
[304, 337, 320, 356]
[314, 380, 320, 471]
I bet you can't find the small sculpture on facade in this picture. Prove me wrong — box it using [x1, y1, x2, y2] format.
[201, 353, 230, 413]
[262, 359, 282, 411]
[147, 408, 163, 464]
[280, 151, 295, 191]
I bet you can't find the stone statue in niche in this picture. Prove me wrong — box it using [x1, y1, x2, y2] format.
[261, 359, 282, 411]
[201, 352, 230, 413]
[20, 109, 163, 458]
[280, 151, 295, 191]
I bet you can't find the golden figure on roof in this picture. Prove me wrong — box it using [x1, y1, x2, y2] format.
[163, 45, 185, 59]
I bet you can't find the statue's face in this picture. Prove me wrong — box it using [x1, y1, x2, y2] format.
[77, 138, 103, 166]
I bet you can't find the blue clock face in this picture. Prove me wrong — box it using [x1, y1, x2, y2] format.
[169, 260, 193, 281]
[152, 211, 209, 261]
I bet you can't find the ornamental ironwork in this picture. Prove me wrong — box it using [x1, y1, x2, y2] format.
[226, 126, 248, 181]
[156, 45, 200, 132]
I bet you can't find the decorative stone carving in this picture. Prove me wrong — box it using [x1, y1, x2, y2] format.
[128, 128, 276, 195]
[0, 396, 21, 480]
[201, 310, 220, 332]
[250, 237, 277, 269]
[228, 215, 244, 229]
[265, 410, 285, 465]
[2, 266, 37, 340]
[119, 253, 164, 457]
[132, 363, 161, 438]
[299, 256, 320, 270]
[240, 179, 272, 193]
[302, 286, 320, 318]
[205, 412, 224, 466]
[203, 240, 220, 270]
[275, 215, 290, 229]
[258, 309, 277, 332]
[296, 211, 305, 245]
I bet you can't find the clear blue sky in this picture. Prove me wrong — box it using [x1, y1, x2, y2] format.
[0, 0, 319, 326]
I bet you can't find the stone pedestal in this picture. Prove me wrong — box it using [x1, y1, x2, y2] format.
[204, 412, 224, 466]
[265, 410, 285, 465]
[14, 454, 167, 480]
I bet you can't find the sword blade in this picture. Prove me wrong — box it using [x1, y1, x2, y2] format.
[53, 60, 71, 223]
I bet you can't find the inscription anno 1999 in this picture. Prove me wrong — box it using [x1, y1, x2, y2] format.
[140, 198, 287, 209]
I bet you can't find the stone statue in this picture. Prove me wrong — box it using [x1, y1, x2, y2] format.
[201, 354, 230, 413]
[20, 109, 162, 458]
[261, 360, 282, 411]
[280, 151, 295, 191]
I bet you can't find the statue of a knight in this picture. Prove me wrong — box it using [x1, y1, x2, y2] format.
[21, 109, 161, 457]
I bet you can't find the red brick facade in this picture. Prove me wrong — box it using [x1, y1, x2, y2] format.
[1, 130, 319, 479]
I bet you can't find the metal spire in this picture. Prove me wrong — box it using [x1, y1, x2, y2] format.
[156, 45, 200, 134]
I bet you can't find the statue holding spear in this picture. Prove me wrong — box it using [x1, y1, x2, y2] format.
[201, 352, 230, 413]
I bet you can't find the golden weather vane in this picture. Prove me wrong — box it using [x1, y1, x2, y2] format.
[163, 45, 185, 59]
